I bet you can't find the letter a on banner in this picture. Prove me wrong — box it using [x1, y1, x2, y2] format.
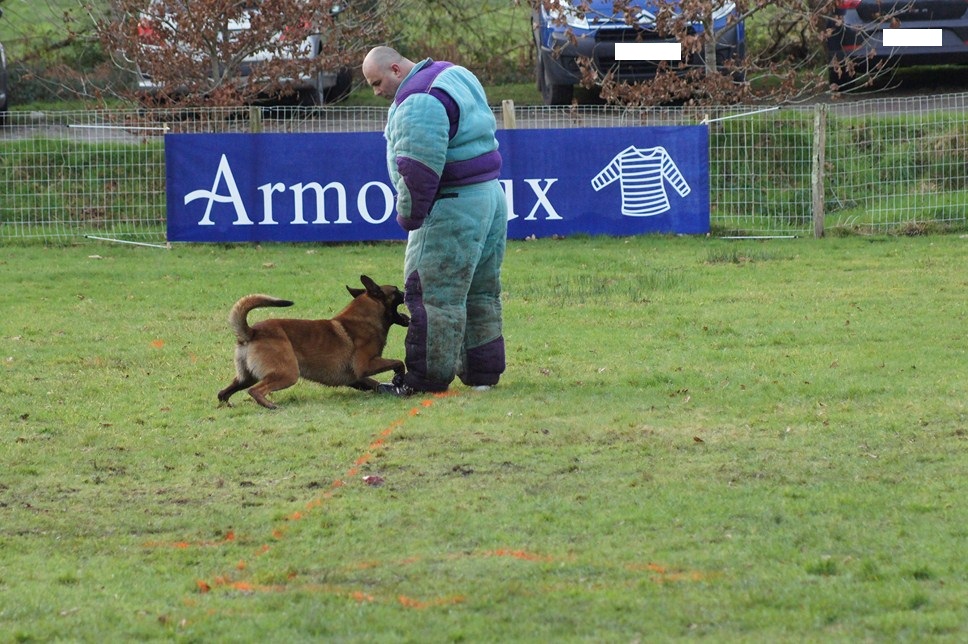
[184, 154, 253, 226]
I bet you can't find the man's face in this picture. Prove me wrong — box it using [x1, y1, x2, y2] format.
[363, 62, 404, 101]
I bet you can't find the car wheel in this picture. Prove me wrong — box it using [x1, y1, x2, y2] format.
[301, 68, 353, 106]
[534, 50, 546, 93]
[298, 85, 323, 107]
[543, 80, 574, 106]
[323, 67, 353, 104]
[537, 54, 573, 105]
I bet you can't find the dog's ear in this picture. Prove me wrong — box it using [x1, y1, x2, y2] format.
[346, 286, 365, 298]
[360, 274, 381, 297]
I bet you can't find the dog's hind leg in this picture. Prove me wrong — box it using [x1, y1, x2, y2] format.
[246, 370, 299, 410]
[219, 348, 259, 407]
[218, 375, 256, 407]
[247, 386, 279, 409]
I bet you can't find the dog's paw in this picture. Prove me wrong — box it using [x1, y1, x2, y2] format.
[394, 313, 410, 327]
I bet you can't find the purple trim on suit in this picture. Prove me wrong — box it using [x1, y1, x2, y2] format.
[429, 89, 460, 140]
[395, 62, 460, 139]
[394, 61, 453, 103]
[440, 150, 503, 187]
[401, 271, 449, 392]
[459, 336, 506, 387]
[395, 156, 438, 230]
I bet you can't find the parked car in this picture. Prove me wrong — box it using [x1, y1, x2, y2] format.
[133, 0, 352, 105]
[532, 0, 746, 105]
[827, 0, 968, 85]
[0, 6, 8, 124]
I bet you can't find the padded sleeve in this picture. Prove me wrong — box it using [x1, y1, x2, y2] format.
[386, 94, 450, 230]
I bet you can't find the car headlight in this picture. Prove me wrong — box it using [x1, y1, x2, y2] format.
[543, 1, 590, 30]
[711, 2, 736, 21]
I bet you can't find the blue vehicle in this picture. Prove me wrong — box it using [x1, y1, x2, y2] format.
[532, 0, 746, 105]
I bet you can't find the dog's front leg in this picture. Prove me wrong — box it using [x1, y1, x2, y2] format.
[349, 378, 380, 392]
[362, 357, 405, 379]
[352, 357, 405, 392]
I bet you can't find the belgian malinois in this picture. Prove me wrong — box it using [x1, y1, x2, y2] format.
[217, 275, 409, 409]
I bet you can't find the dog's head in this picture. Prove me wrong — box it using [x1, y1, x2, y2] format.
[347, 275, 410, 327]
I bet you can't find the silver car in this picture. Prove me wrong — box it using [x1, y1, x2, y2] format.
[133, 0, 352, 105]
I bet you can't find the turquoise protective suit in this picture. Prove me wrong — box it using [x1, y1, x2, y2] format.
[384, 59, 507, 392]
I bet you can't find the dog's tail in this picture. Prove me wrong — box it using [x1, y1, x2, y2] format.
[229, 294, 294, 343]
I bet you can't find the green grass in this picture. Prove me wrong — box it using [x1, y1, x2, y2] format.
[708, 111, 968, 233]
[0, 0, 87, 60]
[1, 235, 966, 640]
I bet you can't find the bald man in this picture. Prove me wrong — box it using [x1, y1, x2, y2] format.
[362, 47, 507, 396]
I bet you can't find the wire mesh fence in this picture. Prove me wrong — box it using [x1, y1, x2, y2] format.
[1, 92, 966, 243]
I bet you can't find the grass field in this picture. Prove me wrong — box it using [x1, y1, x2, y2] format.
[0, 0, 81, 59]
[1, 234, 966, 640]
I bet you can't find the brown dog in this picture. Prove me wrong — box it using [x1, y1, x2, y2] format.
[217, 275, 409, 409]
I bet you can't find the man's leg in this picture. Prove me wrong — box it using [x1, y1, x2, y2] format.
[393, 190, 487, 392]
[459, 182, 507, 387]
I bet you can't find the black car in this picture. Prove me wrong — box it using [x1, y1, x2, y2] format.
[828, 0, 968, 85]
[132, 0, 352, 106]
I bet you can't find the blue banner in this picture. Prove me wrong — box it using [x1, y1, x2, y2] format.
[165, 126, 708, 242]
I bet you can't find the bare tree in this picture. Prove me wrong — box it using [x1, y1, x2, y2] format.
[92, 0, 399, 106]
[532, 0, 902, 107]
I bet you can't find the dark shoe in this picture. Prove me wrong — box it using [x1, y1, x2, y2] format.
[377, 381, 416, 397]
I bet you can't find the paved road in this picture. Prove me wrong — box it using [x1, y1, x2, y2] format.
[815, 66, 968, 115]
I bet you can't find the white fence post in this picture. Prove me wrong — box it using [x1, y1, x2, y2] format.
[502, 100, 517, 130]
[811, 103, 827, 239]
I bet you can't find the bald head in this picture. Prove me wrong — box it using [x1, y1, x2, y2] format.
[362, 46, 416, 101]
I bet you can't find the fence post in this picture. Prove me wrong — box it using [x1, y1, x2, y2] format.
[502, 99, 517, 129]
[811, 103, 827, 238]
[249, 106, 263, 134]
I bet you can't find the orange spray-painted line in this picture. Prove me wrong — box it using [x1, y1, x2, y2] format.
[144, 530, 236, 550]
[482, 549, 555, 563]
[398, 594, 466, 610]
[195, 391, 459, 594]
